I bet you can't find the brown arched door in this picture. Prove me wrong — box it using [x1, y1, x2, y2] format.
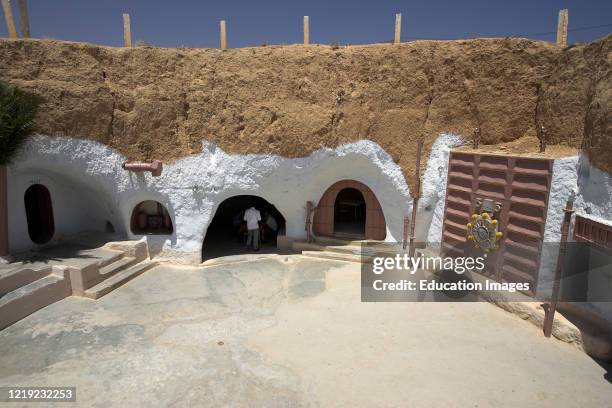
[313, 180, 386, 240]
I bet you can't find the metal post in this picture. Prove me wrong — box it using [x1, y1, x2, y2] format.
[542, 195, 574, 337]
[17, 0, 28, 38]
[408, 139, 424, 257]
[122, 13, 132, 47]
[303, 16, 309, 45]
[538, 124, 547, 153]
[1, 0, 18, 38]
[473, 127, 480, 149]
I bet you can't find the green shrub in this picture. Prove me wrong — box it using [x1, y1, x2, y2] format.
[0, 81, 40, 165]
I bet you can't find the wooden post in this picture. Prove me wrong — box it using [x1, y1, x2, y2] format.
[122, 13, 132, 47]
[556, 9, 568, 46]
[1, 0, 18, 38]
[303, 16, 309, 45]
[394, 13, 401, 44]
[0, 165, 9, 258]
[402, 216, 409, 250]
[543, 195, 574, 337]
[473, 127, 481, 149]
[408, 139, 424, 257]
[17, 0, 28, 38]
[538, 124, 547, 153]
[220, 20, 227, 50]
[306, 201, 315, 243]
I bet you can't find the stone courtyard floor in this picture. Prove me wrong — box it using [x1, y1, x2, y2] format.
[0, 255, 610, 407]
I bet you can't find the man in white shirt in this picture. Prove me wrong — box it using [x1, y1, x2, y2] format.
[244, 206, 261, 251]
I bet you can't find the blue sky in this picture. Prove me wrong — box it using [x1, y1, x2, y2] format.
[2, 0, 611, 48]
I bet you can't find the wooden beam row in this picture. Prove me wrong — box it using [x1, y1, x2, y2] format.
[1, 7, 573, 49]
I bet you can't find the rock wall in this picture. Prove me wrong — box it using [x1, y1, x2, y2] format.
[0, 36, 610, 189]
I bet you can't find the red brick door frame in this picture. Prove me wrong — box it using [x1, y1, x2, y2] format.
[313, 180, 386, 240]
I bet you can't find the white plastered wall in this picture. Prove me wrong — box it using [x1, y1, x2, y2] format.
[9, 136, 424, 263]
[418, 134, 466, 244]
[537, 153, 612, 322]
[8, 167, 122, 251]
[572, 154, 612, 320]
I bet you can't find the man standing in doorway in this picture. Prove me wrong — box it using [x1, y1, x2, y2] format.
[244, 206, 261, 251]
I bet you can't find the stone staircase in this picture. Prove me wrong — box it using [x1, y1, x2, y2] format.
[83, 257, 155, 299]
[0, 264, 71, 330]
[0, 240, 156, 330]
[293, 237, 405, 263]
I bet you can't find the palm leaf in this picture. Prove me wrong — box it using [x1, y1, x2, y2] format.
[0, 81, 41, 165]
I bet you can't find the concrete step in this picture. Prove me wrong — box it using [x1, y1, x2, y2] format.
[99, 256, 137, 277]
[0, 265, 53, 297]
[97, 251, 125, 268]
[326, 245, 371, 256]
[0, 274, 69, 330]
[301, 250, 372, 264]
[292, 241, 327, 252]
[313, 236, 368, 246]
[293, 241, 402, 259]
[84, 261, 156, 299]
[201, 254, 276, 268]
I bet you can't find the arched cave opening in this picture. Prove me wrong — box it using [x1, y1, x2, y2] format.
[201, 195, 286, 261]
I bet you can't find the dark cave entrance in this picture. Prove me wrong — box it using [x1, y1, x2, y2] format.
[333, 188, 366, 238]
[201, 195, 286, 262]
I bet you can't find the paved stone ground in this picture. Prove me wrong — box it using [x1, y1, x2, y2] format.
[0, 256, 610, 407]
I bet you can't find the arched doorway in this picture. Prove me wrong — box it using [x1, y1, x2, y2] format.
[313, 180, 386, 240]
[24, 184, 55, 244]
[130, 201, 173, 235]
[202, 195, 286, 261]
[334, 188, 366, 237]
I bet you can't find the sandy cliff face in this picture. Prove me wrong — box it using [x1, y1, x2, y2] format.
[0, 36, 610, 188]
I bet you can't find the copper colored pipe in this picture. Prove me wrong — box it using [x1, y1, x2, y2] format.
[543, 196, 574, 338]
[122, 160, 163, 177]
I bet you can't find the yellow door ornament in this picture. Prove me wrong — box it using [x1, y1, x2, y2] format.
[466, 198, 503, 252]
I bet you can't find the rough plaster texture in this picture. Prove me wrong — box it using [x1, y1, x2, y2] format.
[572, 154, 612, 321]
[419, 134, 465, 243]
[539, 155, 612, 293]
[538, 156, 580, 297]
[9, 136, 411, 262]
[536, 154, 612, 324]
[0, 36, 610, 189]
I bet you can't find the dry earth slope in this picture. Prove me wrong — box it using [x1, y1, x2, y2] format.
[0, 36, 610, 188]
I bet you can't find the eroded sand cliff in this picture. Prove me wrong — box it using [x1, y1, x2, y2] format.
[0, 36, 610, 188]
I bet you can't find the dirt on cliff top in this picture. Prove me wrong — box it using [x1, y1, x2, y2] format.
[454, 135, 579, 158]
[0, 36, 610, 190]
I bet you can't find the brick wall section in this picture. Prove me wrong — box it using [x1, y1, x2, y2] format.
[313, 180, 386, 240]
[574, 215, 612, 251]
